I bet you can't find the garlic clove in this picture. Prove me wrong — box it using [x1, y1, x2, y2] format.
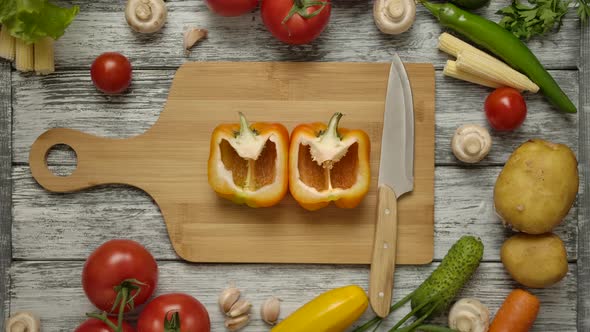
[183, 28, 208, 51]
[224, 315, 250, 331]
[219, 287, 241, 314]
[227, 298, 252, 318]
[260, 296, 281, 325]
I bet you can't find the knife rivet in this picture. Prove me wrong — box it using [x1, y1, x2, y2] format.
[378, 292, 384, 298]
[384, 208, 391, 215]
[383, 242, 389, 249]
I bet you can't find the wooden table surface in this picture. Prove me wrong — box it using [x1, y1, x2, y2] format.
[1, 0, 589, 331]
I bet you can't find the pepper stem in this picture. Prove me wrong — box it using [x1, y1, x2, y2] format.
[238, 112, 257, 139]
[320, 112, 343, 142]
[420, 0, 441, 18]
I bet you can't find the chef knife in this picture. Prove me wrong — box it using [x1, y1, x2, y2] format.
[369, 54, 415, 318]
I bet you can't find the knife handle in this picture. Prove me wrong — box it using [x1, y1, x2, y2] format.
[369, 184, 398, 318]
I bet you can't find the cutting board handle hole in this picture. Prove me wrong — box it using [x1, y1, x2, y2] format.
[46, 144, 78, 177]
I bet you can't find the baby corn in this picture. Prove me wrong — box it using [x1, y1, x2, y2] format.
[443, 60, 501, 89]
[439, 32, 539, 93]
[0, 26, 15, 61]
[34, 37, 55, 75]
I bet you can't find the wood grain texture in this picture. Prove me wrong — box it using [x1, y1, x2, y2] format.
[12, 165, 579, 261]
[11, 70, 579, 166]
[46, 0, 580, 70]
[27, 62, 435, 265]
[577, 24, 590, 332]
[369, 185, 398, 317]
[0, 61, 11, 330]
[9, 261, 577, 332]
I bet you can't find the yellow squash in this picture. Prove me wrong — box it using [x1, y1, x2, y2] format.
[272, 285, 369, 332]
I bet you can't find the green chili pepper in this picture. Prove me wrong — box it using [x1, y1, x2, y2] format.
[422, 1, 577, 114]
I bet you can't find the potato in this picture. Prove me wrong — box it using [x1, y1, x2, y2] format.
[501, 233, 568, 288]
[494, 139, 578, 234]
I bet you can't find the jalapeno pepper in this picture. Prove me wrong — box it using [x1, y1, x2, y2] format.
[423, 1, 577, 114]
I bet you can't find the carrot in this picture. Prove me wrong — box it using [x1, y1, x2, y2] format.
[489, 289, 540, 332]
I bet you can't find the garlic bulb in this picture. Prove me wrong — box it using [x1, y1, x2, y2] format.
[448, 298, 490, 332]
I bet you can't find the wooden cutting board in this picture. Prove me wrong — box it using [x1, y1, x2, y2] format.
[29, 62, 435, 264]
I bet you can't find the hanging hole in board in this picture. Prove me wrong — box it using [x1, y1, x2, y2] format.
[46, 144, 77, 177]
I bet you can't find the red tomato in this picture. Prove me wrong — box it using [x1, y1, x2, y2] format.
[137, 293, 211, 332]
[82, 240, 158, 313]
[90, 52, 132, 94]
[484, 87, 527, 131]
[74, 317, 135, 332]
[261, 0, 331, 45]
[206, 0, 258, 16]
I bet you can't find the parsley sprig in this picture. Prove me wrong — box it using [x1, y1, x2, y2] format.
[498, 0, 590, 40]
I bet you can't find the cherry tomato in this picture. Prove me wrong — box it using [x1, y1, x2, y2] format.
[261, 0, 331, 45]
[206, 0, 258, 16]
[82, 239, 158, 313]
[137, 293, 211, 332]
[484, 87, 527, 131]
[74, 317, 135, 332]
[90, 52, 132, 94]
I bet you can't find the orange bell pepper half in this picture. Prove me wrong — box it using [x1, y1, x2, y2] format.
[208, 113, 289, 207]
[289, 112, 371, 211]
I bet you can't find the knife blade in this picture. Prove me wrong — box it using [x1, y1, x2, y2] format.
[369, 54, 415, 318]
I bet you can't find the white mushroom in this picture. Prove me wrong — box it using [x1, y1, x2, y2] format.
[125, 0, 167, 34]
[448, 298, 490, 332]
[6, 312, 40, 332]
[451, 124, 492, 163]
[373, 0, 416, 35]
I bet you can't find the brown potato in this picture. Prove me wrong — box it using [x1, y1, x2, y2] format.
[494, 139, 578, 234]
[501, 233, 568, 288]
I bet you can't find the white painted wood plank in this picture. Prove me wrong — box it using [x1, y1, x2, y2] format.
[46, 0, 580, 69]
[0, 61, 12, 330]
[11, 70, 579, 166]
[576, 21, 590, 331]
[9, 261, 577, 331]
[12, 166, 578, 261]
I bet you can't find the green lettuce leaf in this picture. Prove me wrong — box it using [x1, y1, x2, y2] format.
[0, 0, 79, 44]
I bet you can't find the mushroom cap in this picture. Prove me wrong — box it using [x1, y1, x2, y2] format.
[448, 298, 490, 332]
[125, 0, 168, 34]
[451, 124, 492, 163]
[6, 312, 41, 332]
[373, 0, 416, 35]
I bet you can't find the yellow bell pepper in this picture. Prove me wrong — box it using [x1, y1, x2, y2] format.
[272, 285, 369, 332]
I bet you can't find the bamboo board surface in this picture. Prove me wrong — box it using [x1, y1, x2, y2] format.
[28, 62, 435, 264]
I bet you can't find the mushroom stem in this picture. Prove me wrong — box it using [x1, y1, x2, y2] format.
[451, 124, 492, 163]
[125, 0, 167, 34]
[387, 0, 406, 20]
[448, 298, 490, 332]
[135, 3, 153, 21]
[373, 0, 416, 34]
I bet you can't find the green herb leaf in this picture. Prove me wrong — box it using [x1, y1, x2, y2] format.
[0, 0, 79, 44]
[497, 0, 574, 40]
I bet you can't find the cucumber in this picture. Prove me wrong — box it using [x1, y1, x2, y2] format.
[353, 236, 484, 332]
[450, 0, 490, 9]
[411, 236, 484, 318]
